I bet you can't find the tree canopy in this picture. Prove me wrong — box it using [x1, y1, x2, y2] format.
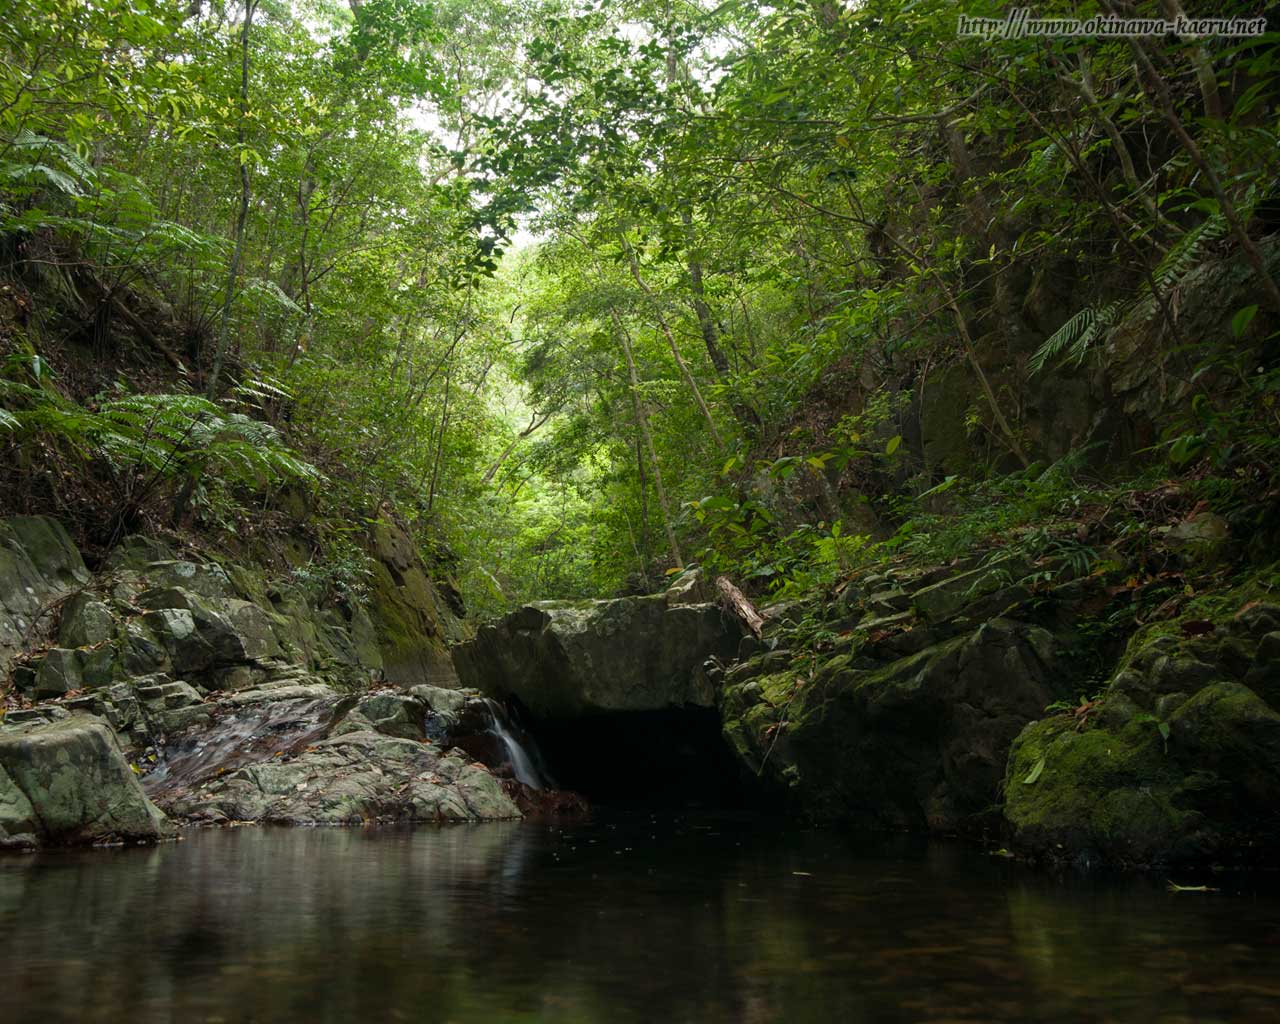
[2, 0, 1276, 613]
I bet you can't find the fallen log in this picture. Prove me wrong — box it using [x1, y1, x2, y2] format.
[715, 575, 763, 637]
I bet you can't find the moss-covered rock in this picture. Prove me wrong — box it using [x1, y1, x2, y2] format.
[723, 617, 1060, 833]
[1004, 600, 1280, 867]
[365, 519, 465, 687]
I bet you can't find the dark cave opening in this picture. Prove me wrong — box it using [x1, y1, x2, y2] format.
[515, 703, 762, 810]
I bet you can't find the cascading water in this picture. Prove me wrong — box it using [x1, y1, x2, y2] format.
[480, 698, 554, 790]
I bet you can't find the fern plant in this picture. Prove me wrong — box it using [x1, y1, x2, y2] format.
[1030, 210, 1231, 376]
[2, 349, 320, 527]
[1029, 302, 1121, 374]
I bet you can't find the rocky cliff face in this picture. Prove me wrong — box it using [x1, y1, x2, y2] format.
[0, 517, 522, 848]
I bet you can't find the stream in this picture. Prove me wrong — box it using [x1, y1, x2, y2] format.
[2, 815, 1278, 1022]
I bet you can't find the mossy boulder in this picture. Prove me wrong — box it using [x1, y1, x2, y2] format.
[724, 617, 1060, 833]
[1004, 601, 1280, 867]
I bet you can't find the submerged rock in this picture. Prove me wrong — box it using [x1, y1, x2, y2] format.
[453, 595, 742, 718]
[0, 718, 172, 849]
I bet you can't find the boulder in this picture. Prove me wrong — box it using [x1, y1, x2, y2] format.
[347, 692, 426, 740]
[0, 516, 89, 677]
[138, 588, 282, 677]
[0, 718, 172, 849]
[723, 617, 1059, 833]
[32, 647, 82, 699]
[57, 593, 115, 648]
[453, 595, 743, 718]
[1004, 602, 1280, 867]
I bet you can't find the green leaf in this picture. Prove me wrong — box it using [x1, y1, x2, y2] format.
[1022, 754, 1046, 785]
[885, 435, 902, 456]
[1232, 304, 1258, 339]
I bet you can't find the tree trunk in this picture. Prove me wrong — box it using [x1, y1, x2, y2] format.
[619, 232, 724, 450]
[207, 0, 258, 398]
[613, 310, 682, 568]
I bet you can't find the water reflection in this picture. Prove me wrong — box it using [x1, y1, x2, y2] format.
[1, 818, 1278, 1023]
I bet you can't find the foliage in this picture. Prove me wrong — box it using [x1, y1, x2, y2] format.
[1, 0, 1276, 612]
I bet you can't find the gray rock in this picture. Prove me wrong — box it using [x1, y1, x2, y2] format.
[453, 595, 743, 718]
[407, 684, 468, 718]
[141, 560, 235, 599]
[0, 516, 90, 678]
[0, 717, 171, 847]
[57, 593, 116, 648]
[33, 648, 82, 699]
[121, 621, 169, 675]
[163, 730, 519, 825]
[351, 692, 426, 740]
[79, 646, 116, 687]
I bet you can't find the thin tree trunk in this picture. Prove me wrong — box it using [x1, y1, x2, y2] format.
[1158, 0, 1224, 120]
[207, 0, 257, 399]
[1065, 53, 1177, 233]
[482, 410, 551, 484]
[619, 232, 724, 450]
[613, 310, 682, 568]
[426, 361, 452, 514]
[679, 209, 731, 379]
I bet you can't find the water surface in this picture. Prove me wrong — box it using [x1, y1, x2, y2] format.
[2, 815, 1278, 1022]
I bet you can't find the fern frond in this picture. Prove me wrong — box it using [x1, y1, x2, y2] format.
[1153, 213, 1227, 292]
[1031, 308, 1094, 374]
[1029, 301, 1119, 375]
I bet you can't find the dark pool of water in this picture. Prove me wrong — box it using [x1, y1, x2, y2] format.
[2, 815, 1278, 1023]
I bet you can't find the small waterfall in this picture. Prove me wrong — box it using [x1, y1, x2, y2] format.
[481, 699, 554, 791]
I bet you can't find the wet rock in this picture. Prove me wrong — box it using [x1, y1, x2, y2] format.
[165, 731, 519, 825]
[0, 718, 172, 849]
[454, 595, 742, 718]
